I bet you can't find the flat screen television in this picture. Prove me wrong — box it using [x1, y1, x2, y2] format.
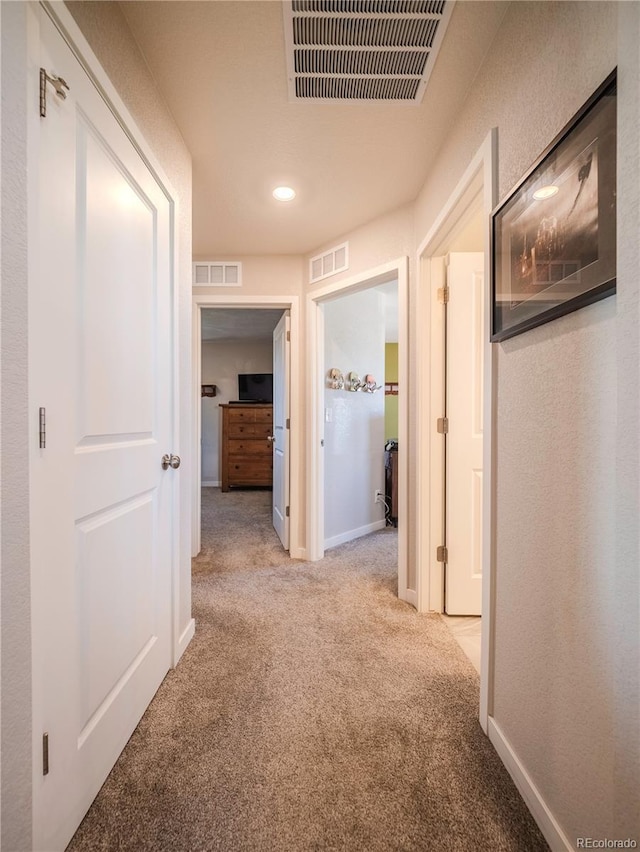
[238, 373, 273, 403]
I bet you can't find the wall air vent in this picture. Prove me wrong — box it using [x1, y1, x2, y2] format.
[309, 242, 349, 284]
[283, 0, 454, 104]
[192, 261, 242, 287]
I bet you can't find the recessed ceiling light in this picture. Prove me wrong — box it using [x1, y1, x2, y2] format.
[272, 186, 296, 202]
[533, 185, 559, 200]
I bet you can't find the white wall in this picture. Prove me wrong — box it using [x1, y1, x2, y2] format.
[309, 204, 414, 288]
[201, 339, 273, 484]
[323, 289, 386, 548]
[1, 4, 32, 847]
[614, 4, 640, 839]
[192, 254, 303, 297]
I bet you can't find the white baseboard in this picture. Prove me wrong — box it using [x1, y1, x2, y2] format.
[488, 717, 572, 851]
[401, 588, 417, 608]
[174, 618, 195, 666]
[325, 519, 386, 550]
[202, 480, 220, 487]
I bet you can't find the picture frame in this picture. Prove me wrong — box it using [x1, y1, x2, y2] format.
[491, 70, 617, 342]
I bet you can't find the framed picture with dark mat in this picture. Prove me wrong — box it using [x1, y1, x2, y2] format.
[491, 70, 617, 342]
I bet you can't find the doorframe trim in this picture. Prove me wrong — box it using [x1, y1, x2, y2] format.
[415, 129, 498, 731]
[191, 294, 302, 559]
[306, 258, 411, 606]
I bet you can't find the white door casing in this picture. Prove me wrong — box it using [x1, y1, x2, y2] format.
[305, 259, 410, 605]
[191, 295, 302, 559]
[416, 130, 496, 727]
[444, 252, 484, 615]
[272, 312, 291, 548]
[30, 10, 176, 850]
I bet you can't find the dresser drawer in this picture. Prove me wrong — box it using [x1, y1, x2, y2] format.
[227, 406, 273, 423]
[254, 408, 273, 424]
[227, 422, 273, 439]
[227, 459, 273, 483]
[228, 438, 272, 457]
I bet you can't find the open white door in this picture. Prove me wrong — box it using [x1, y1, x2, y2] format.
[445, 252, 484, 615]
[30, 10, 175, 850]
[272, 312, 290, 549]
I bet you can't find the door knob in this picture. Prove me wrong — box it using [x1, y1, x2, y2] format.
[267, 435, 275, 443]
[161, 453, 181, 470]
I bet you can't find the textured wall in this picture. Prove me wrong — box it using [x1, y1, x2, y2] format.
[308, 203, 414, 289]
[324, 290, 386, 546]
[496, 299, 617, 840]
[1, 5, 33, 847]
[66, 0, 194, 644]
[411, 1, 630, 844]
[613, 2, 640, 838]
[192, 254, 304, 298]
[201, 339, 273, 483]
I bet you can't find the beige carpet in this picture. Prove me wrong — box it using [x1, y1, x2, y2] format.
[68, 488, 548, 852]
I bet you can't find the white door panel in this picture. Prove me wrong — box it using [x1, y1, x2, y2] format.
[446, 252, 484, 615]
[79, 127, 156, 436]
[272, 312, 290, 549]
[30, 10, 174, 850]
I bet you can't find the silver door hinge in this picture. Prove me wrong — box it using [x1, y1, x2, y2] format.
[40, 68, 70, 118]
[285, 506, 290, 517]
[39, 407, 46, 449]
[43, 733, 49, 776]
[286, 330, 290, 342]
[436, 545, 448, 563]
[436, 416, 448, 434]
[437, 286, 450, 304]
[286, 418, 290, 429]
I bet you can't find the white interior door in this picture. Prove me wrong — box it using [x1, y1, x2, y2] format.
[445, 252, 484, 615]
[272, 312, 290, 549]
[30, 11, 175, 850]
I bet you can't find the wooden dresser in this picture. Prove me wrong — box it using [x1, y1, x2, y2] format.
[220, 404, 273, 491]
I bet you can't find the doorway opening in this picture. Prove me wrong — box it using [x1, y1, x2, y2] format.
[200, 308, 283, 486]
[306, 259, 411, 606]
[416, 130, 497, 731]
[322, 281, 398, 549]
[192, 296, 301, 559]
[200, 308, 288, 546]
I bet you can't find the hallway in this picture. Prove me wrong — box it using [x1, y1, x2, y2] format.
[68, 489, 547, 851]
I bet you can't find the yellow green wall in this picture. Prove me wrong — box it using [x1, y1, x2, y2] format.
[385, 343, 398, 441]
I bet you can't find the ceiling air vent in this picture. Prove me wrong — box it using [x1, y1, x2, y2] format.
[192, 261, 242, 287]
[309, 242, 349, 283]
[283, 0, 454, 104]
